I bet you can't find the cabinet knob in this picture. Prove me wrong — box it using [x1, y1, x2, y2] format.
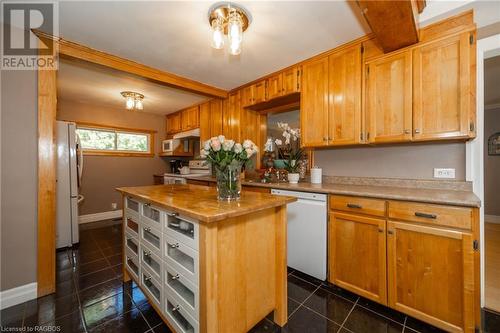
[404, 129, 410, 134]
[144, 203, 151, 207]
[144, 276, 152, 282]
[143, 227, 151, 232]
[143, 250, 151, 257]
[388, 230, 394, 235]
[414, 129, 421, 134]
[171, 274, 180, 281]
[172, 305, 180, 312]
[378, 228, 384, 233]
[169, 212, 179, 217]
[323, 137, 328, 142]
[169, 242, 180, 249]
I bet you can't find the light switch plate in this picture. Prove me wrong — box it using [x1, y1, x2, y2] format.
[434, 168, 456, 179]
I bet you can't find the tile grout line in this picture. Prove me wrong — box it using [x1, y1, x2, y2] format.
[402, 315, 408, 332]
[355, 302, 407, 327]
[339, 296, 359, 330]
[288, 285, 321, 320]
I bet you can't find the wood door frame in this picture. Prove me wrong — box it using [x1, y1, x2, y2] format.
[34, 33, 227, 297]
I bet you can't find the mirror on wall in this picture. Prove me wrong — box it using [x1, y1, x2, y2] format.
[266, 109, 300, 141]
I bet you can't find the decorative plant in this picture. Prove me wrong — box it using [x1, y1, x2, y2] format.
[201, 135, 258, 200]
[274, 122, 304, 173]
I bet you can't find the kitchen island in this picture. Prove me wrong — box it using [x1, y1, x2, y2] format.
[116, 184, 296, 333]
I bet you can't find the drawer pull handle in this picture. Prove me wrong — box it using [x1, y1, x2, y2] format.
[388, 230, 394, 235]
[143, 227, 151, 232]
[378, 228, 384, 233]
[144, 276, 152, 282]
[172, 305, 180, 312]
[171, 274, 180, 280]
[169, 212, 179, 217]
[144, 203, 151, 207]
[126, 256, 130, 261]
[347, 203, 362, 209]
[415, 212, 437, 219]
[143, 250, 151, 257]
[169, 243, 180, 249]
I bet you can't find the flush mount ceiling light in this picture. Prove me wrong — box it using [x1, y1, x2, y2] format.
[208, 2, 251, 55]
[120, 91, 144, 110]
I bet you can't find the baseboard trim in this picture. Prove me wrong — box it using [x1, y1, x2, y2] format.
[78, 210, 122, 224]
[0, 282, 37, 310]
[485, 214, 500, 224]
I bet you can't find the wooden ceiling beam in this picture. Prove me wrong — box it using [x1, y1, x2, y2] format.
[32, 29, 228, 99]
[356, 0, 421, 53]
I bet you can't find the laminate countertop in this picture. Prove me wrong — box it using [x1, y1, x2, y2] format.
[184, 175, 481, 208]
[116, 184, 296, 223]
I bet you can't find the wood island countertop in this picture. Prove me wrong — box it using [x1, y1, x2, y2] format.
[116, 184, 296, 223]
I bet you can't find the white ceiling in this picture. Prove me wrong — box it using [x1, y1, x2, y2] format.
[57, 58, 209, 115]
[485, 55, 500, 107]
[57, 1, 371, 90]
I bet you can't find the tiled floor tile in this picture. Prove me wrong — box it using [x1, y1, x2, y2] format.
[90, 308, 149, 333]
[288, 298, 301, 317]
[287, 274, 318, 303]
[291, 270, 324, 286]
[151, 322, 174, 333]
[24, 293, 80, 326]
[56, 257, 74, 271]
[249, 318, 282, 333]
[79, 278, 125, 308]
[303, 287, 355, 325]
[357, 297, 406, 324]
[72, 249, 104, 265]
[43, 309, 86, 333]
[56, 267, 74, 283]
[0, 303, 25, 328]
[127, 286, 148, 307]
[320, 283, 360, 303]
[107, 253, 123, 266]
[405, 316, 447, 333]
[54, 279, 78, 299]
[484, 309, 500, 333]
[343, 305, 404, 333]
[286, 306, 341, 332]
[138, 302, 163, 328]
[102, 245, 122, 257]
[83, 292, 135, 329]
[76, 267, 117, 291]
[77, 258, 110, 276]
[113, 264, 124, 278]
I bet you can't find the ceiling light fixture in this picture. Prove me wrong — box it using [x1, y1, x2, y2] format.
[208, 2, 250, 55]
[120, 91, 144, 111]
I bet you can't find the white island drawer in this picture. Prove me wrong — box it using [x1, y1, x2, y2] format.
[140, 222, 162, 255]
[140, 243, 163, 283]
[141, 265, 163, 309]
[141, 203, 163, 231]
[164, 291, 199, 333]
[125, 231, 139, 256]
[164, 235, 199, 285]
[165, 212, 198, 250]
[164, 264, 199, 320]
[125, 216, 140, 237]
[125, 249, 140, 282]
[125, 197, 141, 218]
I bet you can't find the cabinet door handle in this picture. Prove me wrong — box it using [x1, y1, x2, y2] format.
[347, 203, 362, 209]
[169, 242, 180, 249]
[415, 212, 437, 219]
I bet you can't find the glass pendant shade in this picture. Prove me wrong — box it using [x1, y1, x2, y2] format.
[135, 99, 143, 110]
[211, 18, 224, 49]
[229, 39, 241, 55]
[228, 11, 243, 45]
[125, 96, 135, 110]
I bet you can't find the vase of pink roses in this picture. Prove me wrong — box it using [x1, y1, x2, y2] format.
[201, 135, 258, 201]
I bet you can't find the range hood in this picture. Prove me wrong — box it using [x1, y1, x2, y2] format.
[173, 128, 200, 139]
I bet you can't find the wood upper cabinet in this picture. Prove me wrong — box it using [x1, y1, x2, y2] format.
[329, 212, 387, 304]
[387, 221, 475, 332]
[413, 32, 474, 141]
[266, 73, 283, 100]
[241, 85, 254, 107]
[199, 101, 211, 144]
[166, 112, 181, 135]
[181, 106, 199, 131]
[253, 80, 267, 104]
[223, 91, 241, 141]
[282, 66, 301, 95]
[209, 99, 223, 137]
[301, 57, 329, 147]
[328, 44, 362, 145]
[365, 50, 413, 143]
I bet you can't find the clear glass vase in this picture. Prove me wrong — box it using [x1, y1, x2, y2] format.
[215, 163, 242, 201]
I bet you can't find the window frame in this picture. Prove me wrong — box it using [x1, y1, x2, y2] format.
[74, 122, 156, 157]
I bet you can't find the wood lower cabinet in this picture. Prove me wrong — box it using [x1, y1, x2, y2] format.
[387, 221, 475, 333]
[365, 50, 413, 143]
[413, 32, 474, 140]
[329, 212, 387, 304]
[301, 57, 329, 147]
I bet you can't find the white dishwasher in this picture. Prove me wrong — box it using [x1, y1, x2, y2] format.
[271, 189, 327, 280]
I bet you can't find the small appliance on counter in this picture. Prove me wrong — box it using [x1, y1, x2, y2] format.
[311, 166, 322, 184]
[164, 159, 210, 184]
[162, 139, 180, 153]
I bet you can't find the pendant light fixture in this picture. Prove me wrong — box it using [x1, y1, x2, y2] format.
[208, 2, 250, 55]
[120, 91, 144, 111]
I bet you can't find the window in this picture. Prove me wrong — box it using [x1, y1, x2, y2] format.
[76, 124, 155, 157]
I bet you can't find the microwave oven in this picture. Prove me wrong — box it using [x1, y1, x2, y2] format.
[162, 139, 181, 153]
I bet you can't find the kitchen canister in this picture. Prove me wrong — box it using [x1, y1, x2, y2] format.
[310, 166, 322, 184]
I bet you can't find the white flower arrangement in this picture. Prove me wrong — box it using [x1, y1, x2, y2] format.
[200, 135, 258, 169]
[273, 122, 304, 173]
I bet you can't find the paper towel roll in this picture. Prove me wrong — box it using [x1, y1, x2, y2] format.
[310, 167, 322, 184]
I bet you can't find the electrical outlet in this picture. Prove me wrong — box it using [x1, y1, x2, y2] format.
[434, 168, 456, 179]
[111, 202, 117, 210]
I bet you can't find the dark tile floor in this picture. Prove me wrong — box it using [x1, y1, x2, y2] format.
[1, 222, 499, 333]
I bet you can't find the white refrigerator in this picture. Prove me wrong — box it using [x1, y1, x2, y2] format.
[56, 121, 82, 249]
